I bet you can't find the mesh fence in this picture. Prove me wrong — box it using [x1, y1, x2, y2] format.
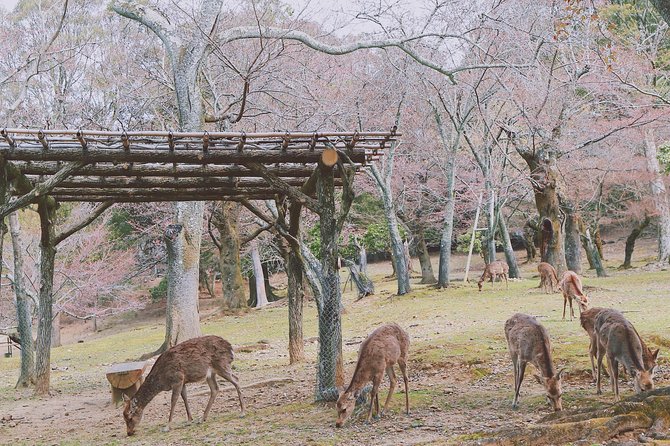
[315, 272, 342, 402]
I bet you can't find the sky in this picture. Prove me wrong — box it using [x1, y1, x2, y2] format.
[0, 0, 18, 12]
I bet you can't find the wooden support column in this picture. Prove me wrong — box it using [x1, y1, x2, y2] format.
[0, 157, 9, 285]
[287, 199, 305, 364]
[315, 153, 345, 400]
[34, 196, 57, 395]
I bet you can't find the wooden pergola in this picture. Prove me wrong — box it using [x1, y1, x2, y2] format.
[0, 128, 397, 204]
[0, 126, 398, 398]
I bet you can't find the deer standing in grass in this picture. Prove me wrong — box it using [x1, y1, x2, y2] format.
[581, 308, 659, 382]
[505, 313, 564, 411]
[559, 270, 589, 320]
[123, 335, 245, 436]
[537, 262, 559, 293]
[477, 260, 509, 292]
[594, 309, 655, 401]
[335, 323, 410, 427]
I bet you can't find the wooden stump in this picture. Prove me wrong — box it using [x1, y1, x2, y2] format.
[106, 361, 147, 406]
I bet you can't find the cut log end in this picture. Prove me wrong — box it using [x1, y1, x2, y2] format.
[321, 148, 338, 167]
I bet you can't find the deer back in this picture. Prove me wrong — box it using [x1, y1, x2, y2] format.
[595, 310, 645, 373]
[505, 313, 555, 377]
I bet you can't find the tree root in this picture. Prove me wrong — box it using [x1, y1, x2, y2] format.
[478, 387, 670, 445]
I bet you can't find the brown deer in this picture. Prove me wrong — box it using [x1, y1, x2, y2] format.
[477, 260, 509, 292]
[505, 313, 564, 411]
[581, 308, 659, 381]
[122, 335, 245, 436]
[559, 270, 589, 320]
[537, 262, 559, 293]
[335, 323, 410, 427]
[594, 309, 655, 401]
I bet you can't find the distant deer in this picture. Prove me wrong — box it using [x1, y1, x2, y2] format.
[505, 313, 564, 411]
[336, 323, 410, 427]
[537, 262, 559, 293]
[123, 335, 245, 436]
[477, 260, 509, 292]
[581, 308, 659, 382]
[595, 309, 656, 401]
[559, 270, 589, 320]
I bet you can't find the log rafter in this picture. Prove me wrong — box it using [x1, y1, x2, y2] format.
[0, 128, 395, 203]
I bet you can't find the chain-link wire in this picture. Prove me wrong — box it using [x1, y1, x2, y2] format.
[315, 272, 342, 401]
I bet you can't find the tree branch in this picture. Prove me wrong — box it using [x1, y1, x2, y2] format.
[54, 202, 113, 246]
[243, 162, 320, 213]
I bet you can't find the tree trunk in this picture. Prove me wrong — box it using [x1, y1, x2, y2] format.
[50, 311, 61, 348]
[518, 146, 568, 274]
[9, 212, 35, 388]
[644, 131, 670, 264]
[369, 163, 410, 295]
[523, 218, 538, 263]
[563, 205, 582, 274]
[594, 226, 605, 260]
[484, 184, 496, 264]
[621, 216, 651, 269]
[358, 243, 367, 275]
[497, 210, 520, 278]
[251, 243, 268, 308]
[287, 202, 304, 363]
[415, 225, 436, 284]
[581, 227, 607, 277]
[163, 206, 203, 349]
[35, 198, 57, 396]
[217, 201, 246, 308]
[316, 164, 344, 400]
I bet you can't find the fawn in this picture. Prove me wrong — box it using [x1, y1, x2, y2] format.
[335, 323, 410, 427]
[581, 308, 659, 382]
[122, 335, 245, 436]
[537, 262, 559, 293]
[477, 260, 509, 292]
[505, 313, 564, 411]
[559, 270, 589, 320]
[594, 309, 655, 401]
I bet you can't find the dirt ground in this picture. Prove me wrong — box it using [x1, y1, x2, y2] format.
[0, 235, 669, 445]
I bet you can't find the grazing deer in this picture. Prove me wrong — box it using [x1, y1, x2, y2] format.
[335, 323, 410, 427]
[505, 313, 564, 411]
[123, 335, 245, 436]
[559, 271, 589, 320]
[537, 262, 559, 293]
[594, 309, 655, 401]
[477, 260, 509, 292]
[581, 308, 659, 382]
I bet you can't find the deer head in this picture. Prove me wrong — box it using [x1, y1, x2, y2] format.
[123, 395, 144, 436]
[534, 368, 565, 412]
[633, 369, 654, 393]
[335, 389, 358, 427]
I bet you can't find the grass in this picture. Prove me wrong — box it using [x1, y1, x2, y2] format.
[0, 249, 669, 445]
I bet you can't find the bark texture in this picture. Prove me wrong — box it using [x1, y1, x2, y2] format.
[415, 225, 436, 284]
[251, 243, 268, 308]
[287, 202, 304, 363]
[644, 132, 670, 264]
[621, 216, 651, 269]
[497, 211, 520, 278]
[563, 204, 582, 274]
[215, 201, 246, 309]
[9, 212, 35, 388]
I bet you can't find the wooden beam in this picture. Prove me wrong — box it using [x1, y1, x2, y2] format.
[51, 193, 278, 202]
[243, 162, 320, 213]
[0, 146, 369, 165]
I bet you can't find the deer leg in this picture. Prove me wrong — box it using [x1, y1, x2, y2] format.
[217, 364, 246, 415]
[167, 382, 183, 431]
[374, 393, 380, 418]
[398, 360, 409, 415]
[504, 273, 508, 290]
[367, 376, 381, 423]
[203, 373, 219, 422]
[513, 360, 526, 409]
[569, 298, 575, 321]
[562, 295, 567, 320]
[596, 341, 605, 395]
[610, 357, 620, 402]
[381, 366, 397, 416]
[589, 340, 597, 382]
[181, 385, 193, 422]
[511, 356, 519, 408]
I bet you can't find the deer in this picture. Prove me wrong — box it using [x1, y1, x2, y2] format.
[559, 270, 589, 320]
[537, 262, 559, 293]
[581, 308, 659, 382]
[595, 309, 656, 401]
[477, 260, 509, 292]
[335, 323, 410, 428]
[505, 313, 564, 411]
[122, 335, 245, 436]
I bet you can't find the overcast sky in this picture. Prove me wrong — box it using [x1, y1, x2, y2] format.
[0, 0, 19, 11]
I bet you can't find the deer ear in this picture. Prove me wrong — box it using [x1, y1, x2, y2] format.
[534, 374, 543, 385]
[122, 394, 130, 403]
[556, 368, 566, 380]
[652, 349, 660, 361]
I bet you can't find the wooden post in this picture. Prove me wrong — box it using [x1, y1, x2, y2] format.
[463, 192, 483, 283]
[106, 361, 147, 406]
